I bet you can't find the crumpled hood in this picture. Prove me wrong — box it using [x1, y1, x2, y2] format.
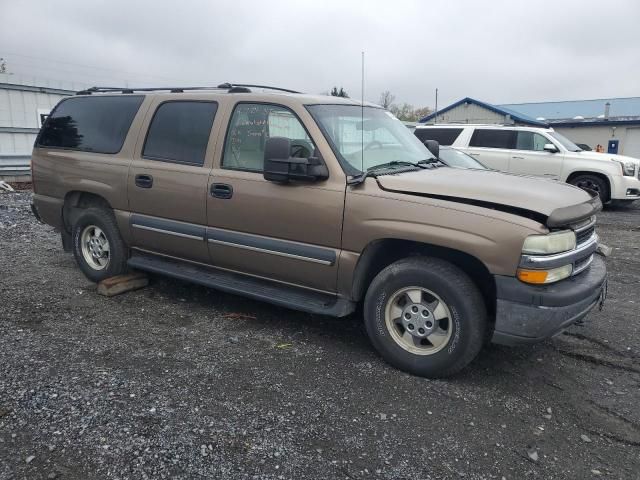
[375, 167, 601, 227]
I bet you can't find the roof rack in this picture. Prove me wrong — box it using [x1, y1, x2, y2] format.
[76, 83, 301, 95]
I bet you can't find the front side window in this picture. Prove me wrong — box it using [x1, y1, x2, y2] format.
[469, 129, 515, 149]
[222, 103, 316, 172]
[143, 101, 217, 166]
[516, 131, 550, 151]
[38, 95, 144, 153]
[414, 127, 463, 146]
[307, 105, 434, 173]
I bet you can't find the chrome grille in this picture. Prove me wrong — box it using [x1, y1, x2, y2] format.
[576, 226, 595, 246]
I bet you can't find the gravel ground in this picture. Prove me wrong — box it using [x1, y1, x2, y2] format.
[1, 190, 639, 480]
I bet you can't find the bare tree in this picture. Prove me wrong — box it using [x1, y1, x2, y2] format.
[0, 58, 7, 74]
[389, 103, 433, 122]
[378, 91, 396, 109]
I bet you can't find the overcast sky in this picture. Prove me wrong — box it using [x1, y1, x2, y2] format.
[1, 0, 639, 108]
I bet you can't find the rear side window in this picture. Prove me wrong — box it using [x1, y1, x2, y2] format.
[38, 96, 144, 153]
[469, 129, 515, 149]
[414, 127, 463, 146]
[143, 101, 217, 166]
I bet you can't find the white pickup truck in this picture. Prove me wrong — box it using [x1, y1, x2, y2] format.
[414, 124, 640, 205]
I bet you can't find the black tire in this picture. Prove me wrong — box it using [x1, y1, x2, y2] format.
[363, 257, 486, 378]
[568, 174, 610, 202]
[72, 207, 128, 282]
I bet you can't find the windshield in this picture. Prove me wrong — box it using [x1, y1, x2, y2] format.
[306, 105, 435, 173]
[438, 147, 487, 169]
[549, 131, 582, 152]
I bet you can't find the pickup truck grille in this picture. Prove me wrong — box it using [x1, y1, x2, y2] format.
[576, 225, 595, 246]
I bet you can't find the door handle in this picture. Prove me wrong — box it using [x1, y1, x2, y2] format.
[210, 183, 233, 199]
[469, 153, 480, 156]
[512, 156, 525, 159]
[135, 174, 153, 188]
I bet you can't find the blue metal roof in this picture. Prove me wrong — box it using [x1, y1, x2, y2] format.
[499, 97, 640, 120]
[419, 97, 548, 126]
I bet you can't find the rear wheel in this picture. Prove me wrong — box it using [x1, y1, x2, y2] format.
[363, 257, 486, 378]
[569, 174, 610, 202]
[72, 207, 128, 282]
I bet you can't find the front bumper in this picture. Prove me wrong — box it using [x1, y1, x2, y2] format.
[491, 254, 607, 345]
[610, 174, 640, 200]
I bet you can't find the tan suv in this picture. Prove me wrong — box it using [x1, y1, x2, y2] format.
[31, 84, 607, 378]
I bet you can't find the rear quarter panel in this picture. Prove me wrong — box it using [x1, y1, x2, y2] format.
[31, 96, 152, 230]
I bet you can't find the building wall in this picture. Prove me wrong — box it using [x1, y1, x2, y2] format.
[428, 103, 509, 125]
[554, 124, 640, 158]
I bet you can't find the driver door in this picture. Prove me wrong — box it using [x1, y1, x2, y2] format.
[205, 102, 346, 293]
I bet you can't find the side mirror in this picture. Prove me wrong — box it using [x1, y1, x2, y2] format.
[263, 137, 329, 183]
[423, 139, 440, 158]
[544, 143, 559, 153]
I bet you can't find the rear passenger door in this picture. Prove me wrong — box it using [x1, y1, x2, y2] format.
[205, 102, 345, 293]
[465, 128, 515, 171]
[127, 98, 220, 263]
[509, 131, 563, 179]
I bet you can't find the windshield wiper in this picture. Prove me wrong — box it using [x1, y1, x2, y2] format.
[417, 158, 445, 168]
[347, 161, 425, 186]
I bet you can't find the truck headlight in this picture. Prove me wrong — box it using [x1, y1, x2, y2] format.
[522, 230, 576, 255]
[615, 160, 636, 176]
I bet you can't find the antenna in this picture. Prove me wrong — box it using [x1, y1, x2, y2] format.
[361, 51, 365, 172]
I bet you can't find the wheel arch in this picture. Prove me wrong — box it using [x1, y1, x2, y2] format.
[566, 171, 612, 202]
[62, 191, 113, 232]
[351, 238, 496, 318]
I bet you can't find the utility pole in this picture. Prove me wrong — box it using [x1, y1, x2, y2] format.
[434, 88, 438, 125]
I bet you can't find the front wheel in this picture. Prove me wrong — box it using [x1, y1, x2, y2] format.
[568, 174, 610, 202]
[363, 257, 487, 378]
[72, 207, 128, 282]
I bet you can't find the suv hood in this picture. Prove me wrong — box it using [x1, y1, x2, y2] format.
[571, 150, 640, 165]
[375, 168, 601, 227]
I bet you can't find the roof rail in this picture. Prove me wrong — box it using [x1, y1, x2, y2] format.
[76, 83, 301, 96]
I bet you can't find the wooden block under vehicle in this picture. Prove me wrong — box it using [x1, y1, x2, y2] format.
[97, 272, 149, 297]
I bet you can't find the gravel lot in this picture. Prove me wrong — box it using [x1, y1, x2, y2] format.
[1, 189, 639, 480]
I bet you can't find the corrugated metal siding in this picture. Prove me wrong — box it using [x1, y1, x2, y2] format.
[430, 103, 507, 125]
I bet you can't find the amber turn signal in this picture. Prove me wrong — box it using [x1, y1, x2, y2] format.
[517, 265, 573, 285]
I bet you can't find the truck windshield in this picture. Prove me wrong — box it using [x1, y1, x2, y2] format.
[307, 104, 435, 173]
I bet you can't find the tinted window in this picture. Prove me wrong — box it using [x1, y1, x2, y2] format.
[414, 127, 463, 146]
[143, 101, 217, 166]
[38, 96, 143, 153]
[516, 131, 549, 151]
[223, 103, 315, 172]
[469, 129, 515, 149]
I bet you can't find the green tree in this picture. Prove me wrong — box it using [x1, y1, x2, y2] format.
[330, 86, 349, 98]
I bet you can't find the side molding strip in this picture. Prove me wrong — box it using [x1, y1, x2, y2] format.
[131, 214, 206, 240]
[207, 228, 336, 266]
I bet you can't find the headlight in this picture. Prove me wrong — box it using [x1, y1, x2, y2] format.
[522, 230, 576, 255]
[517, 265, 573, 284]
[615, 160, 636, 176]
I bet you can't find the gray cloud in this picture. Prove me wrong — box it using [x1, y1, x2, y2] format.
[1, 0, 639, 107]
